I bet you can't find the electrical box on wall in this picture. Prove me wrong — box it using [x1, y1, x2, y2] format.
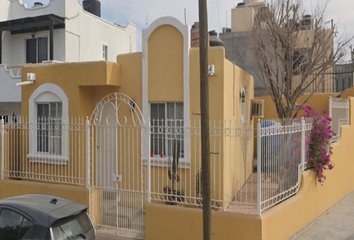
[27, 73, 36, 81]
[17, 73, 37, 87]
[208, 64, 217, 77]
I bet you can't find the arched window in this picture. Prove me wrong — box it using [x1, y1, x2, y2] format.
[28, 84, 68, 163]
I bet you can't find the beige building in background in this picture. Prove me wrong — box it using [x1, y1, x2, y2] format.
[221, 0, 335, 95]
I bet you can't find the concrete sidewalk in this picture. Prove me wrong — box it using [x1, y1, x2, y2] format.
[291, 191, 354, 240]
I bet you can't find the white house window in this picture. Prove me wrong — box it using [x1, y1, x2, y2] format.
[37, 103, 62, 155]
[103, 45, 108, 60]
[26, 37, 48, 64]
[28, 83, 69, 163]
[150, 102, 184, 158]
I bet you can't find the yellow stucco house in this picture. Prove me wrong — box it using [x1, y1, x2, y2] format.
[0, 17, 257, 239]
[2, 16, 354, 240]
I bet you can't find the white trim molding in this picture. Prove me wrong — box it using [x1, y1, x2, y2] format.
[29, 83, 69, 122]
[28, 83, 69, 163]
[143, 158, 190, 169]
[142, 17, 191, 168]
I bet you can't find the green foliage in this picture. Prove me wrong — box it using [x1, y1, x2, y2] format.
[196, 168, 203, 195]
[211, 201, 221, 208]
[168, 140, 181, 192]
[177, 189, 185, 203]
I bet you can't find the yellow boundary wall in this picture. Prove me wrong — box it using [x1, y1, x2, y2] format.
[261, 97, 354, 240]
[145, 97, 354, 240]
[0, 180, 89, 206]
[145, 204, 262, 240]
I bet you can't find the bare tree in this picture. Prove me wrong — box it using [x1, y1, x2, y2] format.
[250, 0, 351, 119]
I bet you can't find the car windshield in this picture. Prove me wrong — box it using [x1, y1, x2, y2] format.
[51, 212, 92, 240]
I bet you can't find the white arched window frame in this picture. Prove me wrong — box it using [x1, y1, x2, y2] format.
[142, 17, 191, 169]
[27, 83, 69, 164]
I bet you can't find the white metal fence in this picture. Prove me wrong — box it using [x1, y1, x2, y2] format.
[148, 119, 257, 214]
[1, 117, 87, 185]
[257, 118, 312, 214]
[329, 98, 350, 142]
[147, 118, 313, 215]
[0, 116, 316, 217]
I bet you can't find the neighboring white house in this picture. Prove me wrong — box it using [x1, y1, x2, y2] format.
[0, 0, 137, 122]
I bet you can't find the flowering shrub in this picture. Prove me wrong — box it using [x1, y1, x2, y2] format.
[302, 106, 335, 184]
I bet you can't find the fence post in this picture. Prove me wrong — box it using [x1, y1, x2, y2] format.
[1, 119, 4, 180]
[329, 97, 334, 143]
[257, 120, 262, 216]
[329, 97, 333, 128]
[301, 117, 306, 171]
[86, 118, 90, 189]
[147, 120, 151, 203]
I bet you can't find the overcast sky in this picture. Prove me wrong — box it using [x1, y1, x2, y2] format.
[23, 0, 354, 61]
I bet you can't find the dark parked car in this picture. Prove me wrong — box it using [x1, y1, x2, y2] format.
[0, 194, 95, 240]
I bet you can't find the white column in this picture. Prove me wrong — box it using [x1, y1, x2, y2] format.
[1, 119, 4, 180]
[301, 117, 306, 171]
[147, 120, 151, 203]
[257, 120, 262, 216]
[86, 118, 90, 189]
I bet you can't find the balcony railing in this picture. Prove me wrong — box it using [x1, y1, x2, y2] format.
[299, 67, 354, 93]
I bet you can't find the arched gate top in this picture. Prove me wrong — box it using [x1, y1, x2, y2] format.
[90, 92, 145, 126]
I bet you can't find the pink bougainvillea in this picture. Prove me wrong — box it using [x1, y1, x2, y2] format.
[302, 106, 335, 184]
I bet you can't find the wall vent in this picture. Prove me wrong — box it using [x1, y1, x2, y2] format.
[251, 99, 264, 118]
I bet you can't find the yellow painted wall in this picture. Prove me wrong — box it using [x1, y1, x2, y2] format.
[7, 23, 256, 230]
[145, 203, 262, 240]
[146, 97, 354, 240]
[125, 23, 255, 206]
[187, 47, 226, 203]
[261, 97, 354, 240]
[0, 180, 89, 205]
[21, 61, 121, 118]
[341, 86, 354, 98]
[256, 93, 336, 120]
[148, 25, 184, 102]
[117, 52, 143, 110]
[16, 62, 121, 188]
[189, 48, 225, 120]
[223, 59, 255, 203]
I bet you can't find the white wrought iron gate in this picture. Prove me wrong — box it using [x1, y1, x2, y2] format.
[89, 93, 146, 239]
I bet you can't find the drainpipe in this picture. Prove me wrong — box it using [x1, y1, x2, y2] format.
[0, 31, 2, 64]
